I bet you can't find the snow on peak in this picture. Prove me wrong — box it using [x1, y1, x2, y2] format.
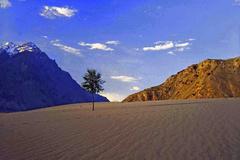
[1, 42, 40, 55]
[1, 42, 18, 54]
[15, 42, 39, 53]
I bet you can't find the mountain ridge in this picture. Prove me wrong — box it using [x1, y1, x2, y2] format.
[0, 42, 108, 112]
[123, 57, 240, 102]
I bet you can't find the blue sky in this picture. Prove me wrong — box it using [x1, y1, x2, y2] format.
[0, 0, 240, 101]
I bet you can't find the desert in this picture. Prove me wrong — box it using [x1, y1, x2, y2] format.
[1, 1, 240, 160]
[1, 98, 240, 160]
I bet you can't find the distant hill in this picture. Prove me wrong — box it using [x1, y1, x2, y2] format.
[0, 42, 108, 112]
[123, 57, 240, 102]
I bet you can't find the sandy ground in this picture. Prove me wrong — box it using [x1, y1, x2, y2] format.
[1, 98, 240, 160]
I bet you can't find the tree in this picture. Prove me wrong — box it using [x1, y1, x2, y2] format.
[82, 69, 105, 111]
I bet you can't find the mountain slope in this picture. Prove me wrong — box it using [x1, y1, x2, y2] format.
[123, 57, 240, 102]
[0, 42, 108, 112]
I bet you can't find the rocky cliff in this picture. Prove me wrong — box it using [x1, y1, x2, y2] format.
[123, 57, 240, 102]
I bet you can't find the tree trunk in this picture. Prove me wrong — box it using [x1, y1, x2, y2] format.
[92, 93, 95, 111]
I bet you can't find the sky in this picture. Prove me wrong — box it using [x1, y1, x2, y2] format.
[0, 0, 240, 101]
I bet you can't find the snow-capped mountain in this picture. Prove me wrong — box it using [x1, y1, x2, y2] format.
[0, 42, 109, 112]
[1, 42, 41, 56]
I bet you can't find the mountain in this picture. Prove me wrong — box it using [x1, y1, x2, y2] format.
[123, 57, 240, 102]
[0, 42, 108, 112]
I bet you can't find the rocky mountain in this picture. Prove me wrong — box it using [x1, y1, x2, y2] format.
[123, 57, 240, 102]
[0, 42, 108, 112]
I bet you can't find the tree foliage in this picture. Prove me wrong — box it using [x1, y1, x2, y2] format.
[82, 69, 105, 111]
[82, 69, 105, 94]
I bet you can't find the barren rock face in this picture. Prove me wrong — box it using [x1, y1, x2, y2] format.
[123, 57, 240, 102]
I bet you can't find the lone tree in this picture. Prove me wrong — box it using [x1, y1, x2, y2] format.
[82, 69, 105, 111]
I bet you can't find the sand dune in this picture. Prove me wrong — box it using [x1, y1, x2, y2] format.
[1, 98, 240, 160]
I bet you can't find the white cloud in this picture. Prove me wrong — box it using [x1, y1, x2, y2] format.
[42, 35, 48, 39]
[0, 0, 11, 8]
[175, 42, 190, 48]
[40, 6, 77, 19]
[130, 86, 140, 91]
[79, 42, 114, 51]
[100, 92, 125, 102]
[51, 40, 81, 55]
[105, 40, 120, 45]
[143, 39, 193, 54]
[188, 38, 195, 41]
[143, 41, 174, 51]
[175, 47, 189, 52]
[175, 42, 190, 52]
[111, 75, 138, 82]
